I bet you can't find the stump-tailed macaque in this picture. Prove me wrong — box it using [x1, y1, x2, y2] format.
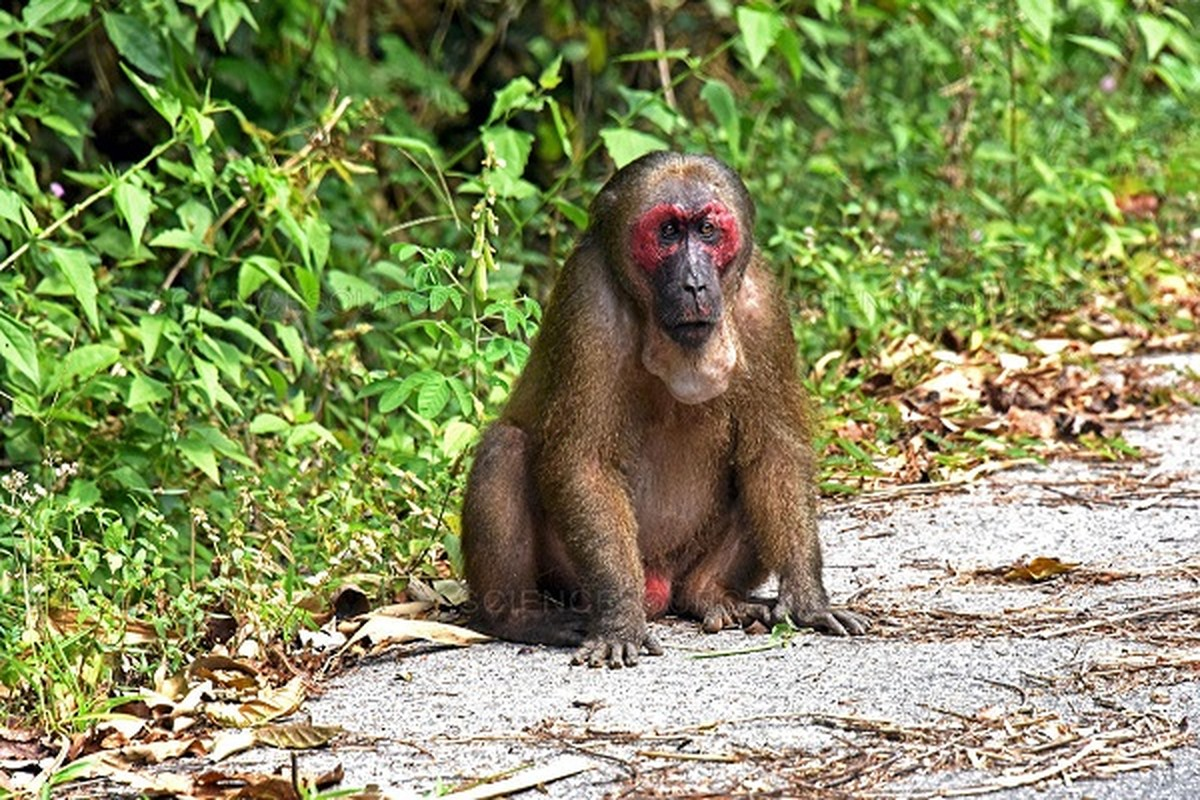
[462, 152, 869, 667]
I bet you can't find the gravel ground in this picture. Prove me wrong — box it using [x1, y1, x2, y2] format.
[63, 352, 1190, 799]
[199, 353, 1200, 799]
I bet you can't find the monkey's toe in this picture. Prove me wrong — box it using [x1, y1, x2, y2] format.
[571, 633, 664, 668]
[789, 607, 871, 636]
[699, 601, 771, 633]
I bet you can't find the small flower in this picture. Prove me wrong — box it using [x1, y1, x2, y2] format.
[49, 181, 65, 198]
[1099, 74, 1118, 94]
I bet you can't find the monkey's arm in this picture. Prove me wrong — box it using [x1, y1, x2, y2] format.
[527, 267, 665, 667]
[732, 271, 869, 636]
[735, 429, 867, 635]
[535, 451, 663, 667]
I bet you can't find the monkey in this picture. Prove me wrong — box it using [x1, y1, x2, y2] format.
[461, 151, 869, 668]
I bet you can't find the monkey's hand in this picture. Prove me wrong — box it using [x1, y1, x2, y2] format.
[570, 615, 664, 668]
[774, 584, 871, 637]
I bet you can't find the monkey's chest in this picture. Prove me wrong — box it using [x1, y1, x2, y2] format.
[625, 421, 735, 558]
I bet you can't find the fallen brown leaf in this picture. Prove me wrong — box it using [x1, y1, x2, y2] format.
[254, 723, 342, 750]
[1005, 556, 1080, 583]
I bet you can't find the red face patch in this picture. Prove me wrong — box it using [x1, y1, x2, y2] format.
[631, 201, 741, 273]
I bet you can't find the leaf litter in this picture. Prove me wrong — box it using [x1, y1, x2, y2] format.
[21, 584, 487, 798]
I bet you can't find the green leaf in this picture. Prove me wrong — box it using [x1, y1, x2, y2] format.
[194, 308, 285, 359]
[539, 56, 563, 90]
[286, 421, 340, 450]
[237, 259, 271, 300]
[1017, 0, 1055, 43]
[121, 65, 180, 127]
[50, 344, 120, 391]
[114, 180, 153, 244]
[551, 197, 589, 230]
[147, 228, 200, 249]
[128, 373, 170, 409]
[1065, 34, 1126, 63]
[210, 0, 259, 48]
[178, 433, 220, 483]
[273, 323, 307, 373]
[327, 271, 381, 310]
[49, 246, 100, 332]
[0, 309, 40, 388]
[736, 6, 784, 68]
[102, 12, 168, 77]
[379, 370, 437, 413]
[481, 126, 535, 199]
[140, 315, 167, 362]
[1137, 15, 1174, 61]
[775, 25, 804, 82]
[238, 255, 304, 306]
[250, 413, 291, 434]
[441, 420, 478, 458]
[0, 189, 27, 227]
[294, 266, 320, 311]
[194, 424, 253, 467]
[700, 80, 741, 160]
[599, 128, 668, 169]
[22, 0, 88, 28]
[416, 376, 451, 419]
[305, 216, 331, 271]
[487, 76, 539, 125]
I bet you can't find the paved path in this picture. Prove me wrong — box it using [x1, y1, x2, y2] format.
[231, 354, 1200, 798]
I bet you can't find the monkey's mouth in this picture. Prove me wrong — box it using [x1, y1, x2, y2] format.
[667, 320, 717, 348]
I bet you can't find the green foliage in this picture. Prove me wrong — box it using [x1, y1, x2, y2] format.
[1, 0, 1197, 727]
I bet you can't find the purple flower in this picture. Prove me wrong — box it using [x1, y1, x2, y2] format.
[1099, 74, 1118, 94]
[49, 181, 65, 198]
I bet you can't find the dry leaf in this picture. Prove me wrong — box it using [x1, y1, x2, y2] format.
[254, 723, 342, 750]
[1089, 337, 1138, 357]
[878, 333, 933, 371]
[1004, 556, 1079, 583]
[441, 755, 592, 800]
[432, 579, 470, 606]
[1004, 407, 1058, 439]
[997, 352, 1030, 371]
[348, 616, 491, 649]
[372, 601, 434, 619]
[208, 729, 257, 762]
[195, 770, 302, 800]
[1033, 338, 1072, 356]
[204, 676, 305, 728]
[913, 365, 984, 404]
[69, 755, 196, 795]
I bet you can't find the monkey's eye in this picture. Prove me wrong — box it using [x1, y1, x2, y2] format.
[659, 220, 681, 243]
[697, 219, 718, 241]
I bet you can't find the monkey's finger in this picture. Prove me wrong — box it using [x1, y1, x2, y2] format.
[832, 609, 871, 635]
[570, 642, 604, 667]
[643, 634, 664, 656]
[739, 602, 772, 627]
[619, 642, 640, 667]
[788, 609, 851, 636]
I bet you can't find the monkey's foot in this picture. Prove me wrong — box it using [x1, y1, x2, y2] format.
[698, 601, 772, 633]
[571, 631, 664, 668]
[781, 606, 871, 637]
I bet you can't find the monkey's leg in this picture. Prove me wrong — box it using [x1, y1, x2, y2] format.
[673, 520, 772, 633]
[462, 424, 588, 647]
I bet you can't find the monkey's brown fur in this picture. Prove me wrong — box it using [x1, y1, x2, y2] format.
[462, 152, 868, 667]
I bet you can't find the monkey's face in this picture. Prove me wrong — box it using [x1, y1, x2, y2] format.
[630, 193, 743, 350]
